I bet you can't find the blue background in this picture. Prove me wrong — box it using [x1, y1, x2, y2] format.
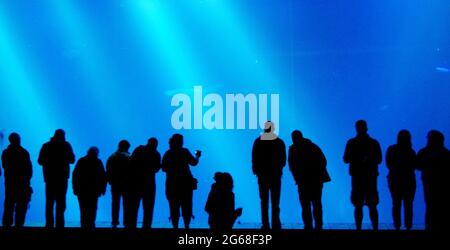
[0, 0, 449, 228]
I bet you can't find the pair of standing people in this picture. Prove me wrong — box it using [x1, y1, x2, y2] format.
[252, 121, 331, 231]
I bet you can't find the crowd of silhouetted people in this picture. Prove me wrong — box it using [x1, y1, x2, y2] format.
[1, 120, 449, 233]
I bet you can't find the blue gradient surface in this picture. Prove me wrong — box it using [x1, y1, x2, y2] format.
[0, 0, 449, 228]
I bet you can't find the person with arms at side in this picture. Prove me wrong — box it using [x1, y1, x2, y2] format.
[417, 130, 450, 232]
[343, 120, 382, 230]
[72, 147, 107, 230]
[252, 121, 286, 230]
[106, 139, 131, 228]
[386, 130, 417, 230]
[129, 137, 161, 229]
[38, 129, 75, 229]
[1, 133, 33, 228]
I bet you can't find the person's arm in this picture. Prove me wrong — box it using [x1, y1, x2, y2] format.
[385, 146, 394, 170]
[153, 152, 162, 173]
[106, 156, 113, 184]
[343, 140, 352, 164]
[162, 152, 170, 172]
[374, 140, 383, 165]
[37, 144, 47, 166]
[25, 150, 33, 182]
[252, 139, 259, 175]
[72, 161, 80, 196]
[187, 149, 199, 166]
[99, 160, 107, 196]
[67, 144, 76, 164]
[279, 140, 287, 168]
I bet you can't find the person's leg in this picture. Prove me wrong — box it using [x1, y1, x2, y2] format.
[111, 189, 120, 227]
[258, 177, 270, 229]
[368, 176, 379, 231]
[298, 187, 313, 230]
[181, 189, 193, 229]
[55, 181, 68, 228]
[2, 184, 14, 228]
[168, 196, 180, 229]
[14, 189, 29, 228]
[351, 177, 364, 230]
[143, 182, 156, 228]
[312, 185, 323, 230]
[78, 196, 86, 229]
[404, 183, 416, 230]
[270, 177, 282, 230]
[89, 196, 98, 229]
[45, 182, 55, 228]
[391, 195, 402, 230]
[369, 205, 379, 230]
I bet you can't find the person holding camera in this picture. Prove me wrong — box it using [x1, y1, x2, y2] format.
[162, 134, 201, 229]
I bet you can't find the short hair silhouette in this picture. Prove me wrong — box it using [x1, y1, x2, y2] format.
[397, 129, 412, 147]
[118, 140, 130, 151]
[169, 134, 183, 149]
[427, 130, 444, 148]
[148, 137, 158, 149]
[87, 147, 99, 157]
[8, 132, 20, 146]
[291, 130, 303, 144]
[355, 120, 368, 134]
[54, 129, 66, 141]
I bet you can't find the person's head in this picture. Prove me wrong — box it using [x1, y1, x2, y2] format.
[8, 132, 21, 147]
[291, 130, 304, 145]
[264, 121, 275, 133]
[53, 129, 66, 142]
[397, 129, 412, 147]
[118, 139, 130, 152]
[169, 134, 183, 149]
[355, 120, 368, 135]
[87, 146, 99, 158]
[221, 172, 234, 191]
[147, 137, 158, 150]
[427, 130, 445, 149]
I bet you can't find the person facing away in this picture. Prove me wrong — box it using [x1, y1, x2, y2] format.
[252, 121, 286, 230]
[1, 133, 33, 228]
[38, 129, 75, 228]
[205, 172, 243, 233]
[106, 139, 131, 228]
[343, 120, 382, 230]
[288, 130, 330, 231]
[162, 134, 201, 229]
[417, 130, 450, 231]
[127, 137, 161, 229]
[72, 147, 107, 230]
[385, 130, 417, 230]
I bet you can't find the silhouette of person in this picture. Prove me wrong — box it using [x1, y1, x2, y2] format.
[162, 134, 201, 229]
[106, 139, 131, 228]
[72, 147, 107, 229]
[1, 133, 33, 228]
[386, 130, 417, 230]
[417, 130, 450, 231]
[288, 130, 330, 230]
[127, 137, 161, 229]
[343, 120, 382, 230]
[205, 172, 243, 233]
[38, 129, 75, 228]
[252, 121, 286, 230]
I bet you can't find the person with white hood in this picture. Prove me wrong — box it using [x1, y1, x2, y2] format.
[252, 121, 286, 230]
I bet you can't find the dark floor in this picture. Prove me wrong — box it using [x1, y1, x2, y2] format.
[0, 227, 438, 249]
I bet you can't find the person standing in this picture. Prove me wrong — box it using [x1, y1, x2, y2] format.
[106, 139, 131, 228]
[343, 120, 382, 230]
[72, 147, 107, 229]
[38, 129, 75, 228]
[1, 133, 33, 228]
[129, 137, 161, 228]
[288, 130, 330, 230]
[417, 130, 450, 231]
[162, 134, 201, 229]
[385, 130, 417, 230]
[252, 121, 286, 230]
